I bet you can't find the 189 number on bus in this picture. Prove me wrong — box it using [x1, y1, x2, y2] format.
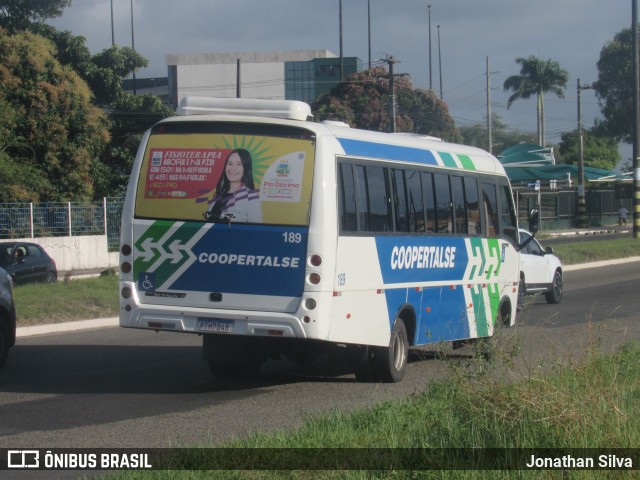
[283, 232, 302, 243]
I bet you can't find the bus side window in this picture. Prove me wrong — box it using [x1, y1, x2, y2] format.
[498, 183, 518, 244]
[366, 165, 391, 232]
[422, 172, 436, 233]
[406, 169, 425, 233]
[433, 173, 452, 234]
[354, 165, 371, 232]
[480, 182, 499, 238]
[465, 177, 482, 235]
[450, 175, 467, 234]
[391, 169, 409, 232]
[338, 163, 358, 232]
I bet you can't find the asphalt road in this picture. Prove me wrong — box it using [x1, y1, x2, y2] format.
[1, 261, 639, 457]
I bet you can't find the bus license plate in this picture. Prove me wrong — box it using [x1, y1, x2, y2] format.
[196, 318, 234, 334]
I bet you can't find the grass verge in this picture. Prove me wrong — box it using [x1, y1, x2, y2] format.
[103, 342, 639, 478]
[13, 274, 119, 326]
[549, 238, 640, 265]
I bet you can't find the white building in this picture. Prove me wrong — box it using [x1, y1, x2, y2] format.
[166, 50, 342, 108]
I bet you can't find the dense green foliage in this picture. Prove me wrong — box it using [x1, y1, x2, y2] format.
[594, 28, 636, 143]
[0, 9, 173, 202]
[0, 0, 71, 32]
[0, 28, 109, 201]
[313, 67, 461, 142]
[557, 129, 621, 170]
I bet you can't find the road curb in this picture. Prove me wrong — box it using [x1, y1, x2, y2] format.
[563, 256, 640, 272]
[17, 317, 119, 338]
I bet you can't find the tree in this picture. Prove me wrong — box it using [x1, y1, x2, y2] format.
[93, 93, 172, 198]
[397, 87, 461, 142]
[593, 28, 635, 143]
[0, 28, 109, 202]
[557, 129, 620, 170]
[503, 55, 569, 147]
[313, 67, 460, 141]
[0, 0, 71, 32]
[32, 24, 170, 198]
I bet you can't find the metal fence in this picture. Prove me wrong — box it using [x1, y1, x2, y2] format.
[0, 197, 125, 251]
[0, 190, 630, 248]
[514, 188, 633, 228]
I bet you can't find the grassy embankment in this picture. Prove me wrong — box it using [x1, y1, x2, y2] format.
[101, 341, 640, 478]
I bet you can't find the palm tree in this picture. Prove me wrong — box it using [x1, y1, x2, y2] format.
[503, 55, 569, 146]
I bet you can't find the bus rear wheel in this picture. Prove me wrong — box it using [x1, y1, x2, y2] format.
[371, 319, 408, 383]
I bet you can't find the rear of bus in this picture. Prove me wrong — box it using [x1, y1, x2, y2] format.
[118, 98, 327, 376]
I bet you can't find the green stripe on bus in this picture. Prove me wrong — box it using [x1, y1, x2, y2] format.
[438, 151, 458, 168]
[473, 287, 489, 337]
[457, 154, 476, 171]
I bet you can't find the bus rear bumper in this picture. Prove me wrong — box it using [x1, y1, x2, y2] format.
[119, 304, 308, 339]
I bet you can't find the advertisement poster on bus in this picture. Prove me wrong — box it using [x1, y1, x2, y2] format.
[135, 134, 315, 226]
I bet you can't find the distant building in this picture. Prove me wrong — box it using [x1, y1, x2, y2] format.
[285, 56, 361, 102]
[165, 50, 362, 109]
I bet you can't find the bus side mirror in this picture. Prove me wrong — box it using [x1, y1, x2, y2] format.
[528, 209, 539, 234]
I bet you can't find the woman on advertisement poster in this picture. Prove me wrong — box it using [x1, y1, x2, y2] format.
[204, 149, 263, 223]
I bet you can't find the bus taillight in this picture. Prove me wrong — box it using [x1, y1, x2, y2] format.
[309, 254, 322, 267]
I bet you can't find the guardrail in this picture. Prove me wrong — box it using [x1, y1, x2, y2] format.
[0, 198, 124, 251]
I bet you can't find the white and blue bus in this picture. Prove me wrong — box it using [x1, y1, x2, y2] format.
[119, 97, 520, 383]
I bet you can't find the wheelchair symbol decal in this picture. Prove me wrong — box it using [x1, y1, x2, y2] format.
[138, 272, 156, 293]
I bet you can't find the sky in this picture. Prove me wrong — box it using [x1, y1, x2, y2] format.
[50, 0, 634, 163]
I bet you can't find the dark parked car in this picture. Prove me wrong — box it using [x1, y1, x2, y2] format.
[0, 242, 58, 285]
[0, 267, 16, 368]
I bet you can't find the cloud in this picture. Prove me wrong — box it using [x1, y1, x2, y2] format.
[50, 0, 632, 146]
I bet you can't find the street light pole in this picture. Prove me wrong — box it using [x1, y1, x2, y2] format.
[382, 55, 399, 133]
[130, 0, 136, 95]
[339, 0, 344, 82]
[437, 24, 443, 100]
[110, 0, 115, 46]
[633, 0, 640, 238]
[428, 4, 432, 90]
[577, 78, 592, 228]
[367, 0, 371, 69]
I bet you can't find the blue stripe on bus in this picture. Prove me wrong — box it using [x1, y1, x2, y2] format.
[168, 224, 308, 297]
[337, 138, 439, 166]
[383, 286, 470, 344]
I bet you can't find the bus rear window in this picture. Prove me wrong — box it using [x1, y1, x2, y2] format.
[134, 127, 316, 226]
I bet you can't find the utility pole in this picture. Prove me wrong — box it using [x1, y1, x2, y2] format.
[110, 0, 115, 46]
[428, 4, 432, 90]
[236, 59, 241, 98]
[437, 25, 443, 100]
[339, 0, 344, 82]
[633, 0, 640, 238]
[368, 0, 372, 70]
[577, 78, 592, 228]
[130, 0, 136, 95]
[382, 56, 399, 133]
[486, 56, 492, 154]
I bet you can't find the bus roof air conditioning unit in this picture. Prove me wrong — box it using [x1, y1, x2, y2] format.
[177, 97, 313, 121]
